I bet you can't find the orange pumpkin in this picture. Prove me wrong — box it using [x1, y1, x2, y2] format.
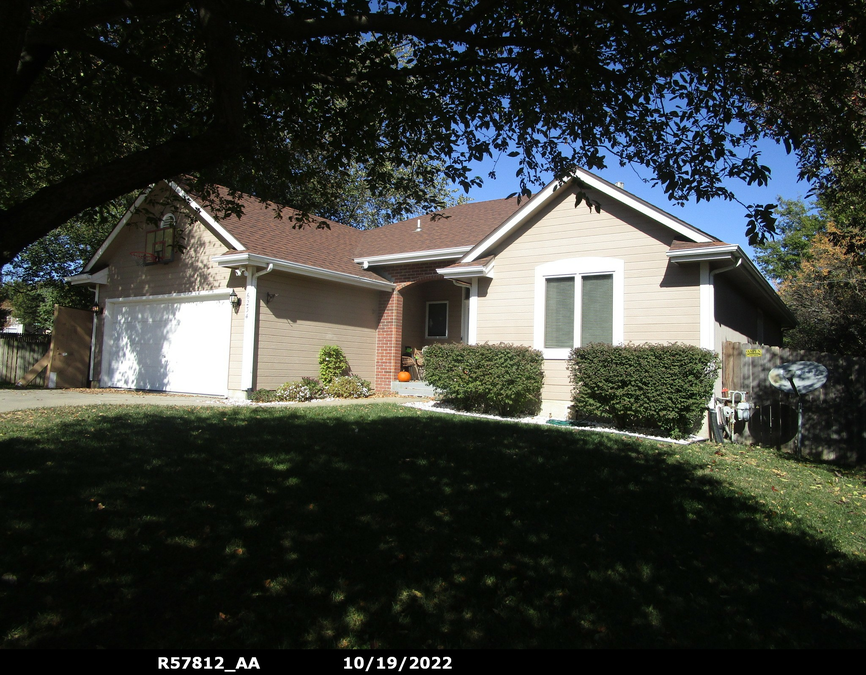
[397, 371, 411, 382]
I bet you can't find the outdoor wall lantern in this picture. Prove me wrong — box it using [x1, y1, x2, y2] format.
[229, 289, 241, 314]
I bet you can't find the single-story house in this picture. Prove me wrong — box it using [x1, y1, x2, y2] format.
[67, 168, 794, 419]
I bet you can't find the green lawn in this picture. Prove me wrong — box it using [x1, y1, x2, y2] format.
[0, 403, 864, 649]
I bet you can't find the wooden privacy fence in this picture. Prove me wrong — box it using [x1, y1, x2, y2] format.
[0, 334, 52, 387]
[722, 341, 865, 464]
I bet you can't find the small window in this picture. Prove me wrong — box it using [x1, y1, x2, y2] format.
[426, 301, 448, 338]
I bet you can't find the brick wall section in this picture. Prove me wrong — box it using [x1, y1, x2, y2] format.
[373, 262, 445, 390]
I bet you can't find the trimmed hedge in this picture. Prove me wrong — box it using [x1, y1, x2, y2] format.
[568, 343, 720, 438]
[423, 343, 544, 417]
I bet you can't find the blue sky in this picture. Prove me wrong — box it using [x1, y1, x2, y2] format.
[459, 137, 815, 259]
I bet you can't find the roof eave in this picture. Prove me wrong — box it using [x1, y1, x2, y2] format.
[65, 268, 110, 286]
[437, 258, 495, 279]
[213, 252, 396, 291]
[669, 245, 796, 327]
[463, 169, 716, 263]
[354, 246, 472, 268]
[167, 180, 245, 250]
[666, 244, 740, 263]
[82, 188, 153, 272]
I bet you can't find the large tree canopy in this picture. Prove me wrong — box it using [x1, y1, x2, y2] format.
[2, 0, 865, 267]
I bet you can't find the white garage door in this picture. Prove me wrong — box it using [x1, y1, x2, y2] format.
[104, 293, 232, 395]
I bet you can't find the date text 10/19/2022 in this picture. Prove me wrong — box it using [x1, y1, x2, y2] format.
[344, 657, 453, 671]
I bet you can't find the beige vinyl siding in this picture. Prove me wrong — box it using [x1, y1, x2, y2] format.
[714, 275, 783, 351]
[254, 273, 379, 389]
[93, 191, 243, 387]
[476, 185, 701, 402]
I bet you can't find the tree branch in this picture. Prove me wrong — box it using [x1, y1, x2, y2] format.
[25, 26, 202, 89]
[0, 124, 245, 266]
[0, 0, 32, 137]
[221, 1, 544, 50]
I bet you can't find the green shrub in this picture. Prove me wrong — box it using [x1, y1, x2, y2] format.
[249, 389, 278, 402]
[300, 376, 325, 399]
[318, 345, 348, 385]
[422, 343, 544, 417]
[275, 380, 318, 402]
[325, 375, 372, 399]
[568, 343, 720, 438]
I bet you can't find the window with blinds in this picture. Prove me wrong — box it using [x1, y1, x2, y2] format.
[580, 274, 613, 346]
[544, 273, 613, 349]
[544, 277, 574, 348]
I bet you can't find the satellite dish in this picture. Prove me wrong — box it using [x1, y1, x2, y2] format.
[768, 361, 828, 395]
[767, 361, 828, 457]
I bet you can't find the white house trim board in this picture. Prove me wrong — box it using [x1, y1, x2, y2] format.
[700, 261, 713, 350]
[464, 171, 714, 264]
[533, 258, 625, 360]
[66, 267, 110, 286]
[468, 278, 479, 344]
[436, 258, 495, 279]
[167, 180, 245, 251]
[241, 265, 257, 391]
[83, 188, 153, 272]
[354, 246, 472, 268]
[214, 252, 396, 291]
[104, 289, 233, 305]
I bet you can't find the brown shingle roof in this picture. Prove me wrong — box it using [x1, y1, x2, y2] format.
[192, 185, 523, 280]
[353, 198, 523, 258]
[202, 190, 387, 283]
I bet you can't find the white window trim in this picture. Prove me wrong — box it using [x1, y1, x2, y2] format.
[533, 258, 624, 359]
[426, 300, 449, 339]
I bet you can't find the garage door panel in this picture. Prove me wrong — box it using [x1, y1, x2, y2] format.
[105, 296, 231, 395]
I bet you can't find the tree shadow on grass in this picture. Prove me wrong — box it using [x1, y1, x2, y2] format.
[0, 404, 863, 648]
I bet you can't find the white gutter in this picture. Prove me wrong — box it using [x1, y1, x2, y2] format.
[66, 268, 110, 286]
[214, 252, 395, 291]
[240, 263, 274, 392]
[666, 244, 739, 263]
[437, 257, 495, 279]
[668, 245, 795, 326]
[354, 246, 472, 268]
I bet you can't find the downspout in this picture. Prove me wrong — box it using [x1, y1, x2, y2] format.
[88, 285, 99, 385]
[705, 256, 743, 413]
[240, 264, 274, 393]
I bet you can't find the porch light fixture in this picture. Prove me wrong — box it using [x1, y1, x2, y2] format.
[229, 289, 241, 314]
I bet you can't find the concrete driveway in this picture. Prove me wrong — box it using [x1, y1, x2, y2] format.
[0, 388, 225, 413]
